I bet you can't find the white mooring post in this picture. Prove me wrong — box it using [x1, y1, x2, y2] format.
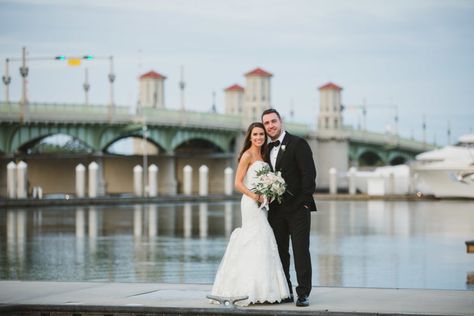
[183, 165, 193, 195]
[75, 164, 86, 198]
[199, 165, 209, 196]
[88, 161, 99, 198]
[7, 161, 16, 199]
[348, 167, 357, 195]
[329, 167, 337, 195]
[388, 172, 395, 195]
[16, 161, 28, 198]
[133, 165, 143, 196]
[224, 167, 233, 196]
[148, 164, 158, 197]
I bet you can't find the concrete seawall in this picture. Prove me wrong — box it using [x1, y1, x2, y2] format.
[0, 281, 473, 316]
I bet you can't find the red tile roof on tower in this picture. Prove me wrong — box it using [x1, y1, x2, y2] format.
[139, 70, 167, 80]
[224, 84, 244, 92]
[319, 82, 343, 90]
[244, 67, 273, 77]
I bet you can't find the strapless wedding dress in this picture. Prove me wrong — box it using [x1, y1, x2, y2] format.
[210, 161, 290, 306]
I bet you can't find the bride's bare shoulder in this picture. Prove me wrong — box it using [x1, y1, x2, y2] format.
[240, 150, 253, 164]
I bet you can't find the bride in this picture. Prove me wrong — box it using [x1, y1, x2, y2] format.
[210, 122, 290, 306]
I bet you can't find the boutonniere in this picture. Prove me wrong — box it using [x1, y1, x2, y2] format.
[281, 145, 286, 152]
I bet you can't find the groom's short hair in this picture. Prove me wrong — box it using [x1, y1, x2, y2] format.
[261, 108, 281, 121]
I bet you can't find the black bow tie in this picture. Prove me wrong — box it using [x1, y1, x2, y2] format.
[269, 140, 281, 149]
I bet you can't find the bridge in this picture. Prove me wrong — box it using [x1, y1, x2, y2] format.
[0, 101, 433, 196]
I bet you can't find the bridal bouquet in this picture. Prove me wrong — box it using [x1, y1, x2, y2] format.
[252, 165, 286, 209]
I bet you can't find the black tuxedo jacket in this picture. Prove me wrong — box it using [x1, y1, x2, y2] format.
[265, 132, 317, 212]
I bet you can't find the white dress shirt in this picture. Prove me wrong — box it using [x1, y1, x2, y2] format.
[270, 131, 286, 170]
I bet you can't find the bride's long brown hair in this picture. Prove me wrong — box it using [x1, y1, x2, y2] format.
[237, 122, 268, 161]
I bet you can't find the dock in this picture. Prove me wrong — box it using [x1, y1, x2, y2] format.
[0, 281, 473, 315]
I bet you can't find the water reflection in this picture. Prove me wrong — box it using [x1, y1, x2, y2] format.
[183, 203, 192, 238]
[6, 210, 27, 271]
[148, 205, 158, 237]
[467, 272, 474, 289]
[224, 201, 233, 237]
[0, 200, 473, 290]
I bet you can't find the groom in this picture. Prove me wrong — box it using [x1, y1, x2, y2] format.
[261, 108, 317, 307]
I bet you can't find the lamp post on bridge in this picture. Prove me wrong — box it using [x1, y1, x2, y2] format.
[83, 68, 90, 106]
[142, 124, 148, 197]
[2, 58, 11, 105]
[422, 115, 427, 148]
[19, 47, 29, 123]
[108, 56, 116, 122]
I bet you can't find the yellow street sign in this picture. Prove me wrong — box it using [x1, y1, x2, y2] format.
[68, 58, 81, 66]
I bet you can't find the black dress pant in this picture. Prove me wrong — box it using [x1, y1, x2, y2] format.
[268, 207, 312, 297]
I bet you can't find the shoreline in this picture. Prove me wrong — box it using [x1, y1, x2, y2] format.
[0, 193, 446, 208]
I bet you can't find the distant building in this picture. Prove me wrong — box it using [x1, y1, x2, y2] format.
[223, 67, 273, 125]
[139, 71, 167, 109]
[318, 82, 343, 130]
[224, 84, 244, 115]
[244, 67, 272, 123]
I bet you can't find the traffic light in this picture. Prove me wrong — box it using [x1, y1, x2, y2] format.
[55, 55, 66, 60]
[83, 55, 93, 60]
[68, 58, 81, 66]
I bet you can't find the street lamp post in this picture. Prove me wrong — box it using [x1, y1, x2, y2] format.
[19, 47, 29, 123]
[2, 58, 11, 104]
[142, 124, 148, 197]
[108, 56, 116, 122]
[422, 115, 427, 148]
[179, 65, 185, 111]
[83, 68, 90, 106]
[447, 121, 451, 145]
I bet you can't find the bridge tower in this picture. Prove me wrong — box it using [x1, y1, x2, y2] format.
[315, 82, 349, 191]
[318, 82, 343, 130]
[139, 70, 167, 109]
[243, 67, 272, 124]
[224, 84, 244, 115]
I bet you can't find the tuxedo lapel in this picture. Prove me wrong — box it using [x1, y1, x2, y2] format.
[275, 133, 291, 171]
[265, 145, 274, 171]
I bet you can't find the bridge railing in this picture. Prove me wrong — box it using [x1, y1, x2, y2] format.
[1, 101, 311, 134]
[140, 107, 242, 130]
[344, 127, 436, 151]
[0, 102, 131, 123]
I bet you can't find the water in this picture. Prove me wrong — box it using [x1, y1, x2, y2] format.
[1, 200, 473, 290]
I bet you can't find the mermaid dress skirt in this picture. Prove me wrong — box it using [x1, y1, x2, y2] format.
[210, 161, 290, 306]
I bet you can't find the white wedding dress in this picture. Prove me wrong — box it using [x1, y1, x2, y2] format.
[210, 161, 290, 306]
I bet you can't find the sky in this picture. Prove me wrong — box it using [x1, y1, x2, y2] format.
[0, 0, 473, 145]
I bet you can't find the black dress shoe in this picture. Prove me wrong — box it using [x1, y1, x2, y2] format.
[280, 294, 294, 303]
[296, 295, 309, 307]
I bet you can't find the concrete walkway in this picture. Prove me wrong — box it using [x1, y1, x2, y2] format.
[0, 281, 473, 315]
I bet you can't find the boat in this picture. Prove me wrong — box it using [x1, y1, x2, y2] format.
[412, 134, 474, 198]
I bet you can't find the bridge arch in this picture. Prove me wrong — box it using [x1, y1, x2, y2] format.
[387, 152, 411, 165]
[104, 135, 165, 155]
[8, 126, 99, 154]
[100, 125, 171, 154]
[170, 130, 232, 153]
[357, 150, 384, 167]
[16, 133, 93, 154]
[175, 138, 224, 155]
